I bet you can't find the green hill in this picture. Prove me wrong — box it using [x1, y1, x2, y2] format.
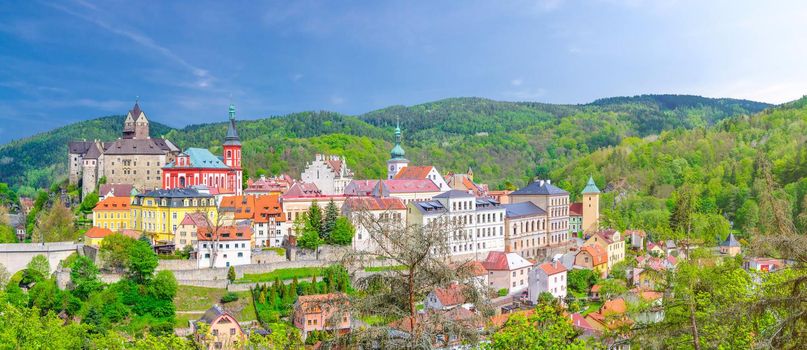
[0, 95, 770, 196]
[550, 96, 807, 242]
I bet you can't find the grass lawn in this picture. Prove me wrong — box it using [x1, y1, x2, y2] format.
[581, 300, 603, 316]
[364, 265, 407, 272]
[236, 267, 324, 283]
[173, 286, 257, 325]
[261, 247, 286, 256]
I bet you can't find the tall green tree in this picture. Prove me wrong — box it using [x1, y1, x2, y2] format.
[322, 199, 339, 239]
[69, 255, 101, 300]
[126, 240, 158, 284]
[307, 200, 323, 236]
[327, 217, 354, 246]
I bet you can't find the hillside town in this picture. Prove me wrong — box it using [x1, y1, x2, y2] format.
[0, 101, 792, 349]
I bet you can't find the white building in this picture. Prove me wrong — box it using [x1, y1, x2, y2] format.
[341, 196, 407, 254]
[300, 154, 354, 195]
[528, 260, 568, 303]
[407, 190, 506, 261]
[196, 224, 252, 268]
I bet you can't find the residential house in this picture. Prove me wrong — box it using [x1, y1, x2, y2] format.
[343, 180, 379, 196]
[585, 229, 625, 270]
[293, 293, 351, 340]
[341, 196, 406, 253]
[481, 251, 533, 295]
[445, 168, 489, 197]
[528, 260, 567, 303]
[300, 154, 354, 195]
[92, 196, 131, 232]
[425, 283, 473, 311]
[174, 212, 209, 249]
[503, 201, 548, 259]
[84, 227, 114, 247]
[627, 289, 664, 325]
[98, 183, 136, 199]
[575, 245, 608, 277]
[744, 257, 785, 272]
[625, 229, 646, 250]
[196, 224, 252, 268]
[585, 298, 633, 332]
[664, 240, 678, 257]
[407, 190, 505, 261]
[394, 165, 449, 191]
[253, 194, 287, 248]
[281, 182, 347, 235]
[192, 305, 246, 350]
[244, 174, 292, 196]
[719, 233, 741, 257]
[646, 241, 664, 256]
[509, 179, 571, 245]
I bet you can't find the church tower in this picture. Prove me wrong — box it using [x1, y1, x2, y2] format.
[581, 176, 601, 234]
[223, 104, 243, 194]
[387, 118, 408, 179]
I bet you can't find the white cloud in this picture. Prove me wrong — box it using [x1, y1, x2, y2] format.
[698, 80, 807, 105]
[511, 78, 523, 87]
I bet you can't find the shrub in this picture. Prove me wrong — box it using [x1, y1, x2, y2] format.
[498, 288, 509, 297]
[221, 292, 239, 303]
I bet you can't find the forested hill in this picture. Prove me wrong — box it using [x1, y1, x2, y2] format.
[550, 96, 807, 243]
[0, 94, 770, 195]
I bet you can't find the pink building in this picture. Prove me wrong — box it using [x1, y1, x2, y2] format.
[193, 305, 246, 350]
[293, 293, 351, 340]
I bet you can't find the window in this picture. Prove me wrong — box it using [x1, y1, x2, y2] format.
[238, 252, 243, 257]
[230, 328, 236, 335]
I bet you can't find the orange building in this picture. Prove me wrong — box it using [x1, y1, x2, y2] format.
[92, 196, 131, 231]
[293, 293, 351, 340]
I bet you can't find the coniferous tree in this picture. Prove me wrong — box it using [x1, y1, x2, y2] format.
[307, 200, 323, 236]
[322, 199, 339, 240]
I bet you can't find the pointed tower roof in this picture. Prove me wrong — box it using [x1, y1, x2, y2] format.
[720, 233, 741, 247]
[582, 176, 601, 194]
[390, 117, 406, 160]
[223, 103, 241, 146]
[130, 101, 143, 121]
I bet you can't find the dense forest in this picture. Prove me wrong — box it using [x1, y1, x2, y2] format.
[552, 97, 807, 243]
[0, 95, 769, 196]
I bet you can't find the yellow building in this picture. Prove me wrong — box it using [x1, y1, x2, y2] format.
[84, 227, 114, 247]
[131, 188, 217, 243]
[92, 196, 132, 231]
[581, 176, 600, 234]
[585, 229, 625, 270]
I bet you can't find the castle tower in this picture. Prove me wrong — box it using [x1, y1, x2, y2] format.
[123, 100, 150, 139]
[387, 118, 408, 179]
[223, 104, 243, 194]
[581, 176, 601, 234]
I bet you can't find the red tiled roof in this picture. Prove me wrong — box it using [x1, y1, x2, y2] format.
[432, 284, 466, 306]
[569, 202, 583, 216]
[283, 182, 323, 198]
[579, 245, 608, 266]
[481, 251, 533, 271]
[296, 293, 349, 314]
[490, 309, 535, 328]
[254, 194, 286, 223]
[180, 212, 210, 227]
[197, 225, 252, 241]
[344, 180, 379, 196]
[571, 313, 597, 331]
[93, 196, 131, 211]
[326, 159, 344, 175]
[393, 166, 435, 180]
[220, 195, 256, 220]
[85, 227, 114, 239]
[467, 261, 488, 276]
[590, 284, 601, 293]
[99, 183, 134, 197]
[343, 196, 406, 211]
[120, 229, 141, 239]
[538, 261, 567, 275]
[245, 175, 292, 193]
[375, 179, 439, 194]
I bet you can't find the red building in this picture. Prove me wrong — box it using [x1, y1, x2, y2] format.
[162, 104, 243, 195]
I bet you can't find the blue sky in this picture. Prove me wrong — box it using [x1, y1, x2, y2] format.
[1, 0, 806, 143]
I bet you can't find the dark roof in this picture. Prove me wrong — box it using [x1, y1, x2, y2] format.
[99, 183, 134, 197]
[433, 189, 474, 199]
[503, 201, 547, 218]
[103, 138, 177, 155]
[511, 180, 569, 196]
[197, 305, 224, 325]
[720, 233, 741, 248]
[84, 143, 102, 159]
[412, 200, 447, 214]
[223, 104, 241, 146]
[137, 187, 212, 199]
[68, 141, 93, 154]
[475, 197, 501, 210]
[569, 203, 583, 216]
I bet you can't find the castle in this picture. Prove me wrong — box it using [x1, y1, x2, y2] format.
[68, 102, 180, 198]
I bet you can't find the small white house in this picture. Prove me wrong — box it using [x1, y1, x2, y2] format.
[196, 224, 252, 268]
[528, 260, 568, 303]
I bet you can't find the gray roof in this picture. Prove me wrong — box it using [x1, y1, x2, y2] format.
[84, 143, 102, 159]
[475, 197, 501, 210]
[68, 141, 93, 154]
[433, 189, 475, 199]
[137, 187, 213, 199]
[720, 233, 741, 247]
[511, 181, 569, 196]
[103, 138, 177, 155]
[503, 201, 547, 218]
[412, 200, 447, 214]
[665, 240, 677, 249]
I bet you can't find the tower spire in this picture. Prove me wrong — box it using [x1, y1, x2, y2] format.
[224, 103, 240, 145]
